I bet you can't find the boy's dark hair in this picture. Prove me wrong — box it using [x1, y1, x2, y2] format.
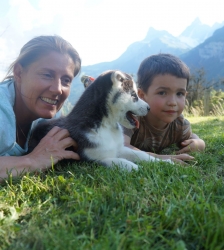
[137, 53, 190, 93]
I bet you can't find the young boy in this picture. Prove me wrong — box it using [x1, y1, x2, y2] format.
[123, 53, 205, 164]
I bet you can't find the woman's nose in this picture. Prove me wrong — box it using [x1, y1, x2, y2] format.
[49, 79, 62, 94]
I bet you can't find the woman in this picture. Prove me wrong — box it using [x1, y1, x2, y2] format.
[0, 35, 81, 180]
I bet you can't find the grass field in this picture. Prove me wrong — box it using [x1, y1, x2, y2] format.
[1, 116, 224, 250]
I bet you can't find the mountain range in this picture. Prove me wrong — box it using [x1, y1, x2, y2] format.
[69, 18, 224, 104]
[180, 26, 224, 81]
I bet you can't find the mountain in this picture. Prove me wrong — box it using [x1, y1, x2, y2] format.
[69, 22, 224, 104]
[80, 27, 191, 78]
[69, 28, 191, 104]
[178, 17, 224, 47]
[180, 25, 224, 83]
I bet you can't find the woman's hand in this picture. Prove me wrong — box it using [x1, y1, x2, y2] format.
[0, 127, 80, 180]
[28, 126, 80, 170]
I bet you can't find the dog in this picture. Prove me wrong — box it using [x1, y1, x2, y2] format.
[28, 70, 172, 171]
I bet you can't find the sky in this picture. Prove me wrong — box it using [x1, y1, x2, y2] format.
[0, 0, 224, 79]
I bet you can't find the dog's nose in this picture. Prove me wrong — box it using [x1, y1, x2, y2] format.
[147, 105, 150, 111]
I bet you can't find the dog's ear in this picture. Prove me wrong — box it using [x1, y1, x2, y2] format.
[114, 71, 125, 83]
[112, 71, 134, 90]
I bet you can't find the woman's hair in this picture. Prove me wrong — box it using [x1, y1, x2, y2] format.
[4, 35, 81, 80]
[137, 53, 190, 93]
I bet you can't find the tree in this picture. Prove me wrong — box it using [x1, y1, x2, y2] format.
[186, 68, 224, 115]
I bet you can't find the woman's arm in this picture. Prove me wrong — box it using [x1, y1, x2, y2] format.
[0, 127, 80, 180]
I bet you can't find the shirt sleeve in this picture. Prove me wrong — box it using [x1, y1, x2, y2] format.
[0, 92, 16, 155]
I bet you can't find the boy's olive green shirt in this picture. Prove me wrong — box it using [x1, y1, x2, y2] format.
[123, 114, 192, 154]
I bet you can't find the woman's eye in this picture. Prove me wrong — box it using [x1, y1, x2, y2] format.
[62, 78, 72, 86]
[43, 73, 52, 78]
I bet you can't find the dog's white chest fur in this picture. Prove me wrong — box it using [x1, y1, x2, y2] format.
[84, 122, 123, 160]
[84, 120, 172, 171]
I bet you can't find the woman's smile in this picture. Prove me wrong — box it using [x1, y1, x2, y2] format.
[40, 97, 59, 105]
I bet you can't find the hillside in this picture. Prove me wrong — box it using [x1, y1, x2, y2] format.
[178, 17, 224, 47]
[180, 26, 224, 82]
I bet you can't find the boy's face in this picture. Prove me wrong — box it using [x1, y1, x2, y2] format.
[138, 74, 187, 128]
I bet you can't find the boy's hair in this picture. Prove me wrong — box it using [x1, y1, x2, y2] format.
[137, 53, 190, 93]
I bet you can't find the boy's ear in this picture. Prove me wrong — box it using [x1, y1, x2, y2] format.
[13, 63, 23, 83]
[138, 88, 145, 100]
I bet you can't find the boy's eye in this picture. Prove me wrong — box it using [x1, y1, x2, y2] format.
[158, 91, 166, 95]
[177, 92, 185, 97]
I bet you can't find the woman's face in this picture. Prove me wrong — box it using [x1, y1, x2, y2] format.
[14, 51, 76, 122]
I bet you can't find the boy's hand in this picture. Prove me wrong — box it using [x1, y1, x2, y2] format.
[176, 138, 206, 154]
[157, 153, 194, 165]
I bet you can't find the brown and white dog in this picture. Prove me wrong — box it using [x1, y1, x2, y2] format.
[28, 70, 172, 171]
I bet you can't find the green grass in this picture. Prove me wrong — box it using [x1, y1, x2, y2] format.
[1, 116, 224, 250]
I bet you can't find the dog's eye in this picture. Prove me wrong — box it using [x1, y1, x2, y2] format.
[131, 91, 138, 101]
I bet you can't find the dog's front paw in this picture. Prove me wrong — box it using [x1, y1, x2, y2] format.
[121, 161, 139, 171]
[101, 158, 139, 171]
[163, 159, 174, 164]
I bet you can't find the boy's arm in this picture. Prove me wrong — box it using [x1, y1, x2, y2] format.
[176, 133, 206, 154]
[123, 134, 194, 165]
